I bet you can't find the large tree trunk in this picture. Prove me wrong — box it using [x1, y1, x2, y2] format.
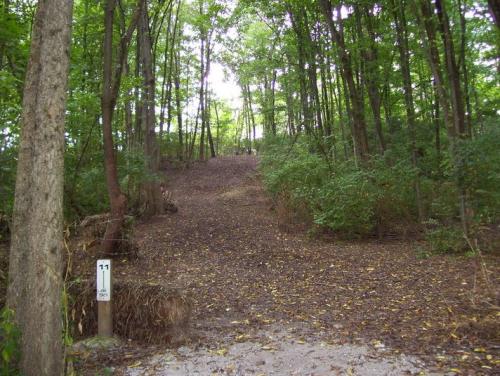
[7, 1, 73, 375]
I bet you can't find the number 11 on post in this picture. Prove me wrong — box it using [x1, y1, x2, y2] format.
[96, 259, 111, 301]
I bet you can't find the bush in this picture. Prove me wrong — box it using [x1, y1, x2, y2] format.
[460, 126, 500, 224]
[0, 308, 21, 375]
[424, 221, 467, 254]
[259, 136, 329, 200]
[311, 167, 378, 236]
[260, 129, 500, 242]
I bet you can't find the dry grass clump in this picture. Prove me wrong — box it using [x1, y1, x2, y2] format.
[70, 280, 191, 345]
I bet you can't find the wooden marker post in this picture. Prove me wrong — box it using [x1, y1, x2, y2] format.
[97, 259, 112, 336]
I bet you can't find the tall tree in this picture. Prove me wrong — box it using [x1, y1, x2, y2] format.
[390, 0, 424, 221]
[319, 0, 369, 163]
[138, 0, 163, 216]
[7, 0, 73, 374]
[101, 0, 138, 252]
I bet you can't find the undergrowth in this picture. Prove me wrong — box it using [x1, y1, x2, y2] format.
[0, 308, 21, 375]
[259, 130, 500, 248]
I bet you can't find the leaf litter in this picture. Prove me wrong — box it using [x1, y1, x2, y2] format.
[73, 155, 499, 375]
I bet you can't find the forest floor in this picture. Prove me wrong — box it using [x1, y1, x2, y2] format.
[74, 155, 499, 376]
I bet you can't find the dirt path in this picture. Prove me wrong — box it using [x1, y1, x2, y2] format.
[78, 156, 498, 375]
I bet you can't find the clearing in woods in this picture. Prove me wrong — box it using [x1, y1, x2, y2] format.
[77, 155, 498, 375]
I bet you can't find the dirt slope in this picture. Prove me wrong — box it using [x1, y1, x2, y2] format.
[78, 155, 499, 375]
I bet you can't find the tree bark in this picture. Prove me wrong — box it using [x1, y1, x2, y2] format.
[198, 31, 206, 160]
[416, 0, 469, 235]
[488, 0, 500, 28]
[358, 5, 385, 154]
[7, 1, 73, 374]
[101, 0, 139, 253]
[139, 0, 163, 217]
[391, 0, 424, 222]
[174, 48, 184, 159]
[319, 0, 369, 162]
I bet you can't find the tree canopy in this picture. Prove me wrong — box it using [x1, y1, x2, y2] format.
[0, 0, 498, 248]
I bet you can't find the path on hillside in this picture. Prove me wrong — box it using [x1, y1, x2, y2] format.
[79, 156, 498, 375]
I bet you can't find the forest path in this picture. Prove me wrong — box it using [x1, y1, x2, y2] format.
[102, 155, 495, 375]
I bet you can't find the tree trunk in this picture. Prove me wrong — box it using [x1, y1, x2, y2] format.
[358, 5, 385, 154]
[206, 95, 216, 158]
[435, 0, 466, 138]
[101, 0, 139, 253]
[246, 84, 257, 143]
[319, 0, 369, 162]
[0, 0, 10, 70]
[174, 48, 184, 160]
[416, 0, 469, 235]
[488, 0, 500, 28]
[391, 0, 424, 222]
[457, 0, 473, 136]
[7, 1, 73, 375]
[139, 0, 163, 217]
[198, 33, 206, 160]
[214, 100, 221, 153]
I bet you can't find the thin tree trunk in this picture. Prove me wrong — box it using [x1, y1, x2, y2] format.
[214, 100, 220, 154]
[457, 0, 472, 136]
[416, 0, 469, 235]
[206, 95, 216, 157]
[487, 0, 500, 28]
[139, 0, 163, 217]
[0, 0, 10, 70]
[319, 0, 369, 162]
[433, 79, 442, 174]
[174, 48, 183, 160]
[391, 0, 424, 222]
[270, 70, 277, 135]
[101, 0, 139, 253]
[198, 29, 206, 160]
[358, 5, 385, 153]
[246, 84, 257, 143]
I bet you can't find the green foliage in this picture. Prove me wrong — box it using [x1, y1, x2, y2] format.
[460, 125, 500, 223]
[0, 308, 21, 375]
[0, 146, 17, 221]
[260, 120, 500, 245]
[260, 137, 423, 237]
[312, 167, 378, 236]
[424, 221, 466, 254]
[0, 0, 498, 250]
[371, 155, 420, 225]
[260, 137, 329, 198]
[120, 149, 162, 212]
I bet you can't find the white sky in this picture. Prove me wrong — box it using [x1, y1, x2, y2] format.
[208, 61, 242, 110]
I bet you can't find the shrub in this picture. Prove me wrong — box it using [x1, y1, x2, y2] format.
[424, 222, 467, 254]
[0, 308, 21, 375]
[260, 137, 329, 201]
[259, 129, 500, 242]
[311, 167, 378, 236]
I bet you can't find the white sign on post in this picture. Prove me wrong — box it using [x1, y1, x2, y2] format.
[96, 259, 111, 301]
